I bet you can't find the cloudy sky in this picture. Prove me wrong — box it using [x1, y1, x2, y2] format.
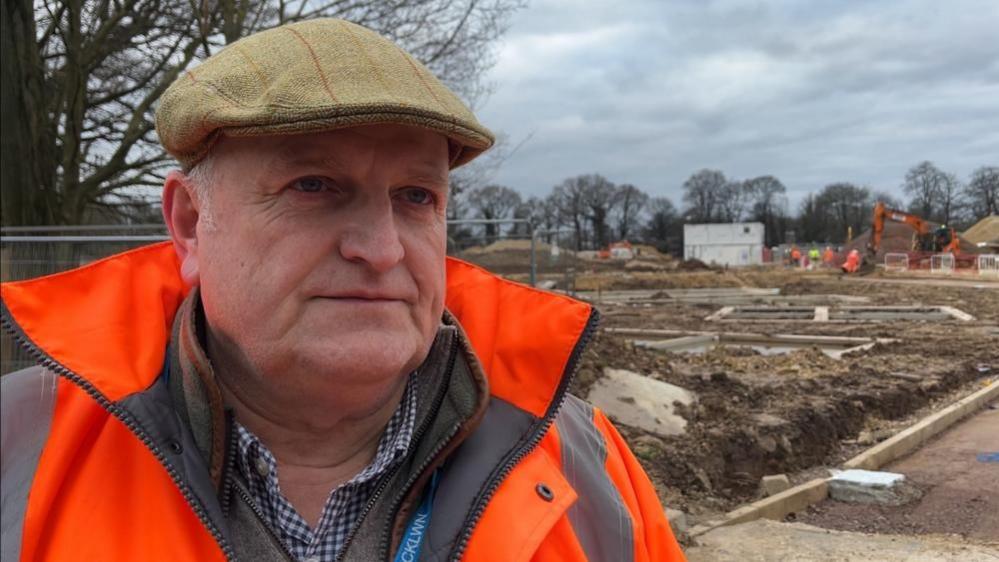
[473, 0, 999, 208]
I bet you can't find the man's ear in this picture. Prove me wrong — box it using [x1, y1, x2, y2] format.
[162, 170, 202, 286]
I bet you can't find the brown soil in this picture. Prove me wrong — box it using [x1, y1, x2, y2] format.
[677, 258, 713, 271]
[566, 266, 999, 525]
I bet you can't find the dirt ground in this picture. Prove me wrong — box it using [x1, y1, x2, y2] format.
[798, 403, 999, 542]
[556, 265, 999, 528]
[685, 518, 999, 561]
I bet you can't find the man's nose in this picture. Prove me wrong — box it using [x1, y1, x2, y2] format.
[338, 200, 405, 272]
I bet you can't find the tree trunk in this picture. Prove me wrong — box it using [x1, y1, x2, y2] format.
[1, 0, 55, 225]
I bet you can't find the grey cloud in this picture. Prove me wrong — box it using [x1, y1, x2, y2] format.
[475, 0, 999, 206]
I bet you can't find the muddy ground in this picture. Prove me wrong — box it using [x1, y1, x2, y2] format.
[559, 266, 999, 528]
[798, 404, 999, 542]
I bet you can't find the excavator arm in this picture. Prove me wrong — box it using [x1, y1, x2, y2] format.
[866, 201, 959, 260]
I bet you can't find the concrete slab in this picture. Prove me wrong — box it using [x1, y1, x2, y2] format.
[827, 470, 915, 506]
[709, 305, 974, 322]
[586, 368, 695, 437]
[832, 469, 905, 488]
[686, 519, 999, 562]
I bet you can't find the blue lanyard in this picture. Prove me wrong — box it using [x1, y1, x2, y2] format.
[393, 469, 441, 562]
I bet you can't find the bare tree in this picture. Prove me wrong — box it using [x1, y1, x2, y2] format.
[745, 175, 787, 246]
[814, 183, 872, 243]
[576, 174, 617, 249]
[965, 166, 999, 219]
[551, 177, 590, 251]
[796, 194, 826, 244]
[2, 0, 525, 226]
[872, 190, 904, 210]
[613, 184, 649, 241]
[466, 184, 522, 238]
[512, 195, 560, 240]
[716, 180, 752, 223]
[902, 161, 961, 224]
[643, 196, 680, 252]
[939, 173, 962, 226]
[681, 169, 727, 223]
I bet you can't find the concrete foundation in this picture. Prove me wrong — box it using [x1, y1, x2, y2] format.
[633, 332, 882, 359]
[573, 288, 871, 306]
[707, 305, 974, 322]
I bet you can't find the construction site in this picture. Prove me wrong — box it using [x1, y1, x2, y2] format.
[454, 214, 999, 559]
[2, 212, 997, 560]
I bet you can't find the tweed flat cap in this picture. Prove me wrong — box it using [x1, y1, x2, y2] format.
[156, 18, 494, 169]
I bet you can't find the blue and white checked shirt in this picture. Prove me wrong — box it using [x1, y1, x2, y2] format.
[234, 377, 418, 562]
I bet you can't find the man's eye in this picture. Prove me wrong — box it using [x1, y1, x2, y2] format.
[291, 177, 330, 193]
[402, 187, 434, 205]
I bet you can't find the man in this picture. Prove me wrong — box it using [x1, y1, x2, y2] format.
[822, 246, 835, 268]
[808, 247, 820, 266]
[842, 248, 862, 273]
[0, 18, 685, 562]
[789, 245, 801, 268]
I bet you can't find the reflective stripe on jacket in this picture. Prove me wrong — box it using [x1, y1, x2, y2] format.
[0, 242, 686, 562]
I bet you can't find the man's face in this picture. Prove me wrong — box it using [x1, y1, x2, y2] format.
[182, 124, 449, 405]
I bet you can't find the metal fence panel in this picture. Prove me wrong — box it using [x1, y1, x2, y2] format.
[2, 223, 568, 373]
[884, 253, 909, 272]
[929, 253, 955, 274]
[978, 254, 999, 276]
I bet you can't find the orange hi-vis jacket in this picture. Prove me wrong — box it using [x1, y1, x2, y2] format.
[0, 243, 686, 562]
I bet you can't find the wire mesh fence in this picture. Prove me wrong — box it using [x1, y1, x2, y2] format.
[0, 226, 171, 373]
[447, 219, 579, 292]
[1, 222, 575, 373]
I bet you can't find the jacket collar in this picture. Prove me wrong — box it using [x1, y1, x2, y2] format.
[1, 242, 594, 417]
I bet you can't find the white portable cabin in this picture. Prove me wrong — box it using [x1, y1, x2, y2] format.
[683, 223, 764, 266]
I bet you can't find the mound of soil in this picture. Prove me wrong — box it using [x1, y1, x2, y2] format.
[962, 215, 999, 245]
[678, 258, 712, 271]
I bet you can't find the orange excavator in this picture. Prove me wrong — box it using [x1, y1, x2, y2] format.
[862, 202, 959, 269]
[867, 202, 959, 256]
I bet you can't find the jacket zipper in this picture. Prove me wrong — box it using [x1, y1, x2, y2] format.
[0, 308, 238, 561]
[448, 307, 600, 562]
[231, 485, 297, 560]
[335, 334, 460, 562]
[218, 411, 297, 561]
